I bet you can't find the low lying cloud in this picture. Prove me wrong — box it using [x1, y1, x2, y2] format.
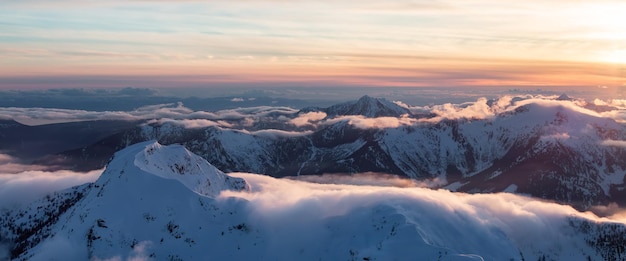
[317, 94, 625, 129]
[0, 153, 16, 164]
[419, 95, 602, 123]
[430, 97, 494, 121]
[540, 132, 571, 142]
[593, 99, 626, 109]
[513, 97, 599, 117]
[5, 162, 626, 260]
[0, 169, 102, 209]
[0, 102, 299, 126]
[286, 172, 445, 188]
[0, 107, 137, 125]
[220, 173, 623, 260]
[600, 139, 626, 148]
[600, 110, 626, 123]
[239, 129, 313, 138]
[1, 95, 624, 138]
[146, 118, 223, 129]
[588, 202, 626, 222]
[324, 114, 417, 129]
[0, 153, 54, 173]
[0, 163, 50, 174]
[289, 111, 327, 127]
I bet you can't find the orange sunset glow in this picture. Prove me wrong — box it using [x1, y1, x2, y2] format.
[0, 0, 625, 89]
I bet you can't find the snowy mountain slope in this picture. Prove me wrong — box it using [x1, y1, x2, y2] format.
[0, 183, 91, 258]
[2, 141, 251, 260]
[2, 141, 626, 260]
[134, 142, 249, 197]
[302, 95, 411, 117]
[34, 95, 626, 209]
[444, 102, 626, 208]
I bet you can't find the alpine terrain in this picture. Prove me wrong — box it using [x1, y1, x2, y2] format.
[34, 95, 626, 210]
[2, 141, 626, 260]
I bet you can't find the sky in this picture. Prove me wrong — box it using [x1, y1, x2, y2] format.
[0, 0, 625, 90]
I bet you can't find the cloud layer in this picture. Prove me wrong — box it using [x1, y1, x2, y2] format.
[0, 102, 298, 126]
[2, 96, 626, 158]
[0, 169, 102, 209]
[3, 94, 625, 127]
[220, 172, 626, 259]
[289, 111, 327, 127]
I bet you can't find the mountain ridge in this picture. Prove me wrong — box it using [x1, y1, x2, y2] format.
[2, 141, 626, 260]
[7, 95, 626, 209]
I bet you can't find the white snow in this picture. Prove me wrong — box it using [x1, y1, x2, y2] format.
[8, 141, 624, 261]
[5, 95, 626, 260]
[134, 141, 249, 197]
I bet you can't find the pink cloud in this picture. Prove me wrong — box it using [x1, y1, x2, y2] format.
[289, 111, 327, 127]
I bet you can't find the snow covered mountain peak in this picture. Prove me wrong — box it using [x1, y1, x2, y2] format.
[104, 140, 249, 197]
[2, 141, 253, 260]
[323, 95, 411, 117]
[556, 93, 573, 101]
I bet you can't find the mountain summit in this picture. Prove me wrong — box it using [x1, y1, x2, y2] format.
[302, 95, 410, 117]
[2, 141, 250, 260]
[96, 140, 249, 199]
[133, 141, 249, 197]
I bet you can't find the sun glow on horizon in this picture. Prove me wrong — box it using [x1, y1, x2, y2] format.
[0, 0, 625, 89]
[599, 50, 626, 65]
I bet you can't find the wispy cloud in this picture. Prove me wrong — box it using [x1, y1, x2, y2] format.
[1, 0, 625, 88]
[324, 115, 417, 129]
[146, 118, 223, 129]
[600, 139, 626, 148]
[239, 129, 313, 138]
[289, 111, 327, 127]
[286, 172, 443, 188]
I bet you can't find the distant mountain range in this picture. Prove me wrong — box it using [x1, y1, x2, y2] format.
[2, 95, 625, 210]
